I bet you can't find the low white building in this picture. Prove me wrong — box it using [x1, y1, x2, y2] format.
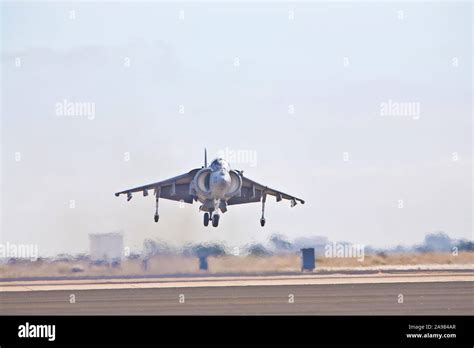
[89, 232, 124, 262]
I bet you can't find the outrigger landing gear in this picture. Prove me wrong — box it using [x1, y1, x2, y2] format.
[260, 193, 266, 227]
[204, 213, 210, 226]
[154, 188, 160, 223]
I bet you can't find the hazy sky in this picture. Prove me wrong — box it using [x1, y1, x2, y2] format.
[1, 1, 472, 256]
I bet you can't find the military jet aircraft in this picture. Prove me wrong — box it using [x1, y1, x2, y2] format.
[115, 149, 305, 227]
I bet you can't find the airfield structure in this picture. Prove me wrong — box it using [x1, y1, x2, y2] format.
[198, 256, 208, 271]
[301, 248, 315, 272]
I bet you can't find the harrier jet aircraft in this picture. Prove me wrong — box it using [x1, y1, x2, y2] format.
[115, 150, 305, 227]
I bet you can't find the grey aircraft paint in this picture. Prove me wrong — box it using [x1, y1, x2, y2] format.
[115, 149, 304, 227]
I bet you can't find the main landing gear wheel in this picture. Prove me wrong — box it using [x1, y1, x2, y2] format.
[154, 214, 159, 223]
[260, 218, 266, 227]
[204, 213, 210, 226]
[212, 214, 220, 227]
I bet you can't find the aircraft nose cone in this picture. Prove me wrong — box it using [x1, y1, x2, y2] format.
[211, 170, 231, 192]
[218, 171, 230, 186]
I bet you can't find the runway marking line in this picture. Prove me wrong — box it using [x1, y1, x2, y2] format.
[0, 272, 472, 292]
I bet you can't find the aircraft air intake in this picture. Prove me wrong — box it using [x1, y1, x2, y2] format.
[194, 168, 213, 197]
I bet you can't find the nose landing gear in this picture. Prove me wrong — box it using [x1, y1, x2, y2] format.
[203, 212, 220, 227]
[212, 214, 220, 227]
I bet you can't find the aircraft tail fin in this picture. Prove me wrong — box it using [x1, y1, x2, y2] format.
[204, 148, 208, 167]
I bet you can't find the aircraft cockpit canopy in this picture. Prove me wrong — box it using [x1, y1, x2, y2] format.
[210, 158, 230, 171]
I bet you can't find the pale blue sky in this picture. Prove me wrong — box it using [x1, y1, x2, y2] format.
[1, 1, 472, 255]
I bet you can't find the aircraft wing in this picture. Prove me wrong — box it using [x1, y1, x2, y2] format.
[115, 168, 200, 203]
[227, 175, 305, 206]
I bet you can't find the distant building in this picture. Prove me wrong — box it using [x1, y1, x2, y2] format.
[89, 232, 124, 262]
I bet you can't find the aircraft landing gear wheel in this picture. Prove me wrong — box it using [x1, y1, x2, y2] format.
[154, 214, 159, 223]
[204, 213, 210, 226]
[212, 214, 220, 227]
[260, 218, 266, 227]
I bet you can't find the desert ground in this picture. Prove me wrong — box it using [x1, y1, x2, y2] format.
[1, 252, 472, 279]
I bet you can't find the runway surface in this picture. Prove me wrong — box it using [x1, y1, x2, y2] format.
[1, 272, 473, 315]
